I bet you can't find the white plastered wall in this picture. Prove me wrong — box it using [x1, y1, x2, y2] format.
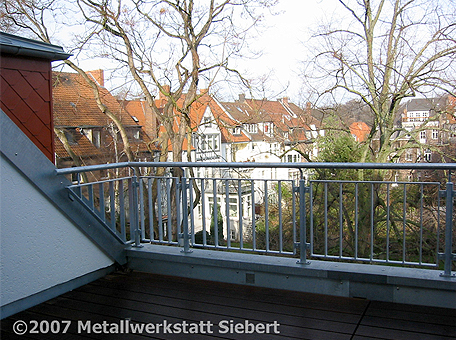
[0, 156, 113, 306]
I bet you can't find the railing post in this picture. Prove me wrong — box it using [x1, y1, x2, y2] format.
[439, 181, 455, 277]
[131, 169, 143, 248]
[296, 178, 310, 265]
[180, 174, 192, 253]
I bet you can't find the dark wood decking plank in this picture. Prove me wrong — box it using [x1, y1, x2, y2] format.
[92, 272, 368, 315]
[365, 306, 456, 327]
[49, 292, 350, 340]
[354, 324, 455, 340]
[3, 271, 455, 340]
[359, 315, 456, 337]
[0, 311, 99, 340]
[82, 278, 362, 325]
[369, 300, 456, 317]
[68, 286, 357, 335]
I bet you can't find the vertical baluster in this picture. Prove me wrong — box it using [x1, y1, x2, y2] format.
[306, 181, 314, 256]
[98, 182, 105, 221]
[355, 183, 359, 260]
[213, 178, 219, 247]
[293, 180, 298, 256]
[297, 178, 309, 264]
[251, 181, 256, 251]
[157, 178, 163, 242]
[128, 178, 135, 241]
[88, 184, 94, 210]
[167, 178, 172, 242]
[339, 182, 343, 259]
[189, 178, 195, 245]
[419, 183, 424, 264]
[238, 180, 243, 250]
[386, 183, 390, 262]
[226, 179, 231, 248]
[181, 175, 191, 253]
[278, 181, 283, 253]
[109, 181, 116, 230]
[264, 180, 269, 252]
[370, 183, 374, 262]
[436, 183, 441, 267]
[441, 181, 454, 277]
[324, 182, 328, 257]
[201, 179, 207, 246]
[148, 178, 154, 242]
[119, 180, 126, 241]
[139, 177, 145, 240]
[403, 183, 407, 264]
[175, 177, 181, 241]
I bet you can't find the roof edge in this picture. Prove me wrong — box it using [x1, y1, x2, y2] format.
[0, 32, 71, 61]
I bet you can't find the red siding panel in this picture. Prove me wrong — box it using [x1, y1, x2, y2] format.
[0, 55, 54, 162]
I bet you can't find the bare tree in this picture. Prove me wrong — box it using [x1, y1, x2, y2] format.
[74, 0, 275, 169]
[303, 0, 456, 163]
[2, 0, 137, 162]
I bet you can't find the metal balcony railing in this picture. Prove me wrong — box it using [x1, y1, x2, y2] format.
[55, 162, 456, 277]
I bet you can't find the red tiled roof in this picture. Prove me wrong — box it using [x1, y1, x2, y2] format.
[350, 121, 371, 142]
[53, 71, 139, 128]
[54, 132, 103, 159]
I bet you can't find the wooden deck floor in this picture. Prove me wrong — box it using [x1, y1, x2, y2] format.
[2, 271, 455, 340]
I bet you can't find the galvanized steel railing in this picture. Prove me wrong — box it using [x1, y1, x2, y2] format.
[56, 162, 456, 277]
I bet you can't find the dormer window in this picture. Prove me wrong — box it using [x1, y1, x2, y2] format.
[244, 124, 258, 134]
[233, 127, 241, 135]
[64, 129, 77, 145]
[203, 117, 211, 127]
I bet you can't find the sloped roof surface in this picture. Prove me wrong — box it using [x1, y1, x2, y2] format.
[350, 121, 371, 142]
[54, 132, 103, 159]
[400, 96, 449, 113]
[53, 71, 139, 128]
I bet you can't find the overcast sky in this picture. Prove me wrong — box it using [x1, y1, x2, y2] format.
[71, 0, 340, 104]
[231, 0, 339, 103]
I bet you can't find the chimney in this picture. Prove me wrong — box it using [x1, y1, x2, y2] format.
[282, 97, 289, 105]
[238, 94, 246, 103]
[88, 69, 104, 87]
[306, 102, 311, 115]
[200, 88, 209, 95]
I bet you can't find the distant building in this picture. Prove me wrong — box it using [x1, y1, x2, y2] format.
[53, 70, 156, 176]
[350, 121, 371, 142]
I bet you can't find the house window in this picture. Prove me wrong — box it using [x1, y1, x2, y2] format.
[420, 131, 426, 141]
[233, 127, 241, 135]
[230, 228, 236, 241]
[432, 129, 438, 140]
[229, 197, 238, 217]
[405, 151, 413, 161]
[424, 149, 432, 162]
[64, 130, 77, 145]
[244, 124, 258, 134]
[93, 130, 101, 147]
[201, 134, 220, 151]
[203, 117, 211, 127]
[208, 196, 221, 216]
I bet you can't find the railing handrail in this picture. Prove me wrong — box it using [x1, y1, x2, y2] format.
[55, 161, 456, 175]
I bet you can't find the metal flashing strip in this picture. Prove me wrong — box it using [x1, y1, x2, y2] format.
[0, 265, 115, 320]
[127, 244, 456, 309]
[0, 110, 127, 265]
[0, 32, 71, 61]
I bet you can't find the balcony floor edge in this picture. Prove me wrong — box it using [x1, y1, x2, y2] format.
[126, 244, 456, 309]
